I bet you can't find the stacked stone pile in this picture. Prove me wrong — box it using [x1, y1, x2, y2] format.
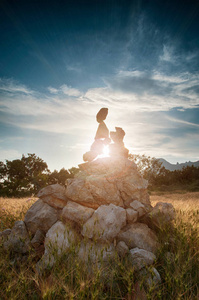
[1, 157, 175, 288]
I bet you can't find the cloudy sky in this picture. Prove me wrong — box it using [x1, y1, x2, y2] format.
[0, 0, 199, 171]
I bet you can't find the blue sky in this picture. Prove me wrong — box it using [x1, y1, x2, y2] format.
[0, 0, 199, 171]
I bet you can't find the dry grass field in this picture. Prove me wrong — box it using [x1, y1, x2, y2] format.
[150, 191, 199, 211]
[0, 192, 199, 299]
[1, 192, 199, 214]
[0, 197, 36, 214]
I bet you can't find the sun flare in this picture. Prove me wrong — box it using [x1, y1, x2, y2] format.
[102, 145, 110, 157]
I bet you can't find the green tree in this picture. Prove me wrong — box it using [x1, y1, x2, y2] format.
[48, 167, 80, 186]
[128, 154, 165, 181]
[0, 153, 50, 197]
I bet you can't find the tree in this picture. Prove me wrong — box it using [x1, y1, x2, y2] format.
[0, 153, 50, 197]
[128, 153, 165, 182]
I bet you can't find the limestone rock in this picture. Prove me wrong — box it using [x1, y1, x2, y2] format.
[139, 267, 161, 289]
[82, 204, 126, 242]
[117, 223, 159, 253]
[31, 229, 45, 249]
[83, 150, 98, 162]
[96, 107, 108, 123]
[36, 221, 76, 271]
[45, 221, 76, 255]
[66, 157, 150, 208]
[4, 221, 30, 253]
[95, 122, 109, 139]
[116, 241, 129, 257]
[149, 202, 175, 228]
[130, 200, 147, 218]
[78, 240, 115, 263]
[65, 176, 123, 209]
[110, 127, 125, 144]
[126, 208, 138, 223]
[61, 201, 94, 225]
[24, 199, 58, 235]
[37, 184, 67, 209]
[0, 228, 11, 242]
[129, 248, 156, 270]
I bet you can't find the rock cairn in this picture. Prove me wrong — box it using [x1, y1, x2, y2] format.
[1, 157, 175, 289]
[83, 108, 111, 162]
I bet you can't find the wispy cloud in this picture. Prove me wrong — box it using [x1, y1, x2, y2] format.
[159, 45, 174, 62]
[47, 87, 59, 94]
[47, 84, 82, 97]
[166, 116, 199, 127]
[0, 78, 34, 94]
[0, 63, 199, 164]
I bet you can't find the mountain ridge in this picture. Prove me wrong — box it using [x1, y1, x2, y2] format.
[158, 158, 199, 171]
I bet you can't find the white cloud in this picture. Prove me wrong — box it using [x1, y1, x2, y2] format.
[166, 117, 199, 127]
[47, 87, 59, 94]
[66, 65, 82, 73]
[159, 45, 174, 62]
[0, 71, 199, 165]
[60, 84, 82, 97]
[0, 78, 33, 94]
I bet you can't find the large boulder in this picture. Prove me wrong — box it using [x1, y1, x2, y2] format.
[3, 221, 30, 254]
[65, 158, 150, 209]
[78, 240, 115, 263]
[37, 184, 68, 209]
[24, 199, 58, 235]
[117, 223, 159, 253]
[149, 202, 175, 228]
[82, 204, 126, 242]
[61, 201, 94, 225]
[65, 176, 123, 209]
[36, 221, 76, 270]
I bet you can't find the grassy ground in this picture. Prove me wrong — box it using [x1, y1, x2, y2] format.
[0, 193, 199, 299]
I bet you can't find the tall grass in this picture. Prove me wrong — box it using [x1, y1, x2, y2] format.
[0, 193, 199, 299]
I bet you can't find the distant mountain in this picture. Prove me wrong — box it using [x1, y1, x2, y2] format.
[158, 158, 199, 171]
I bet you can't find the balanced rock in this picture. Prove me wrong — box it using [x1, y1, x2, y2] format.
[82, 204, 126, 242]
[24, 199, 58, 235]
[96, 107, 108, 123]
[4, 221, 30, 254]
[65, 157, 149, 209]
[117, 223, 159, 253]
[95, 122, 109, 139]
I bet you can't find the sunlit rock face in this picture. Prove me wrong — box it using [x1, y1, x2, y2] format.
[65, 157, 149, 209]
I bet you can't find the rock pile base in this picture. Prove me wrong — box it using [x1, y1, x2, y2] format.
[1, 157, 175, 291]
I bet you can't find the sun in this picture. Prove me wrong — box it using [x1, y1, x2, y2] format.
[102, 145, 110, 157]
